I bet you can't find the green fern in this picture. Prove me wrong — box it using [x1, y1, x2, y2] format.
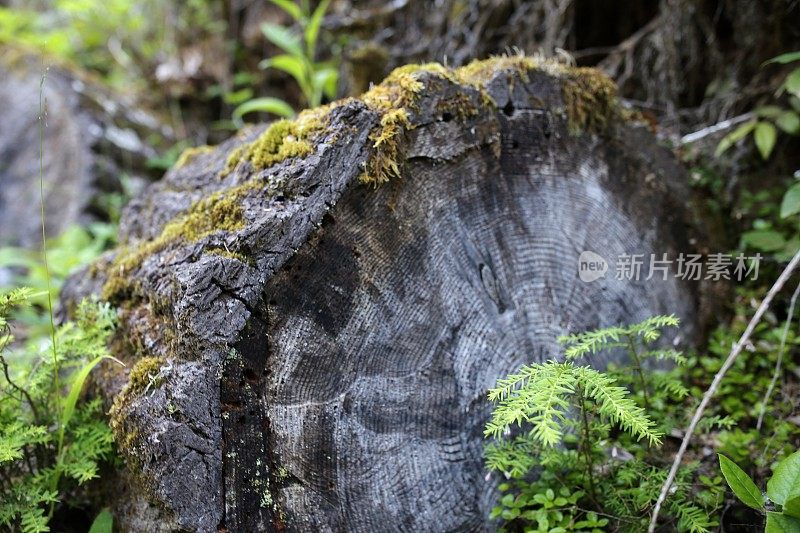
[0, 291, 118, 532]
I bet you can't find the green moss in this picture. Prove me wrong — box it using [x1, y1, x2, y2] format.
[455, 55, 619, 135]
[206, 247, 252, 264]
[455, 55, 538, 86]
[124, 356, 166, 396]
[435, 91, 483, 121]
[102, 180, 264, 300]
[356, 64, 434, 186]
[109, 356, 166, 453]
[224, 106, 330, 175]
[561, 67, 619, 135]
[175, 145, 215, 169]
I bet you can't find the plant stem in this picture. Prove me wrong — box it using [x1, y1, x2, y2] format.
[648, 249, 800, 533]
[38, 66, 62, 522]
[756, 278, 800, 430]
[626, 334, 650, 410]
[37, 69, 59, 402]
[578, 386, 598, 505]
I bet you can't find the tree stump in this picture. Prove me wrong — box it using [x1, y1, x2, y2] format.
[64, 57, 715, 532]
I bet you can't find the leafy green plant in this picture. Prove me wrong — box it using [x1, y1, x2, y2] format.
[716, 51, 800, 160]
[0, 289, 121, 532]
[485, 316, 717, 532]
[719, 450, 800, 532]
[717, 51, 800, 259]
[234, 0, 338, 121]
[0, 0, 223, 90]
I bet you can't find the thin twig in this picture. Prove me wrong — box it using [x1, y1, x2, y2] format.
[0, 354, 40, 422]
[756, 279, 800, 430]
[679, 112, 753, 145]
[648, 250, 800, 533]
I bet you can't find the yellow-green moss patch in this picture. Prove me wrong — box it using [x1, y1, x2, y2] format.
[175, 145, 215, 169]
[455, 55, 538, 86]
[561, 67, 619, 135]
[109, 356, 166, 437]
[206, 247, 252, 264]
[124, 356, 166, 397]
[356, 64, 434, 186]
[224, 106, 331, 175]
[102, 180, 264, 300]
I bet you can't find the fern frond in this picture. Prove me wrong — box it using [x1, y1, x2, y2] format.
[485, 361, 576, 447]
[0, 423, 49, 463]
[669, 497, 716, 533]
[696, 414, 736, 431]
[651, 372, 689, 400]
[639, 348, 687, 365]
[628, 314, 680, 343]
[574, 366, 663, 446]
[559, 326, 626, 359]
[485, 434, 539, 477]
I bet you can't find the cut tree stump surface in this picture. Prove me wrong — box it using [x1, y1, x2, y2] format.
[64, 57, 715, 532]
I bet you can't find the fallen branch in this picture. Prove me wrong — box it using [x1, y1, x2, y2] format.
[648, 249, 800, 533]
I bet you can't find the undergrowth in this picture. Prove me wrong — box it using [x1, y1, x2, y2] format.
[485, 316, 722, 533]
[0, 290, 120, 532]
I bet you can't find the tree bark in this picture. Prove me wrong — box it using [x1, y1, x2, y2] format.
[64, 58, 717, 532]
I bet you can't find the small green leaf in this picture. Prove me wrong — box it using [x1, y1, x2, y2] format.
[784, 497, 800, 519]
[222, 88, 254, 105]
[233, 97, 295, 120]
[260, 54, 308, 89]
[741, 229, 786, 252]
[765, 512, 800, 533]
[716, 120, 756, 156]
[305, 0, 330, 55]
[757, 106, 784, 118]
[784, 68, 800, 97]
[269, 0, 304, 21]
[755, 121, 778, 159]
[313, 66, 338, 99]
[768, 450, 800, 505]
[57, 353, 123, 464]
[781, 183, 800, 218]
[776, 111, 800, 134]
[719, 454, 765, 510]
[88, 509, 113, 533]
[261, 22, 303, 56]
[764, 51, 800, 65]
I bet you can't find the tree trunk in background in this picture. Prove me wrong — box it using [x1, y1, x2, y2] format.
[64, 59, 718, 531]
[0, 46, 172, 248]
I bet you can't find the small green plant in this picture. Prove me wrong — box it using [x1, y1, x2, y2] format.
[0, 289, 121, 532]
[718, 450, 800, 531]
[485, 316, 716, 532]
[234, 0, 338, 121]
[716, 51, 800, 259]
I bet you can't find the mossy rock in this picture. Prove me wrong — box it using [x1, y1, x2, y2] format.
[62, 55, 719, 532]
